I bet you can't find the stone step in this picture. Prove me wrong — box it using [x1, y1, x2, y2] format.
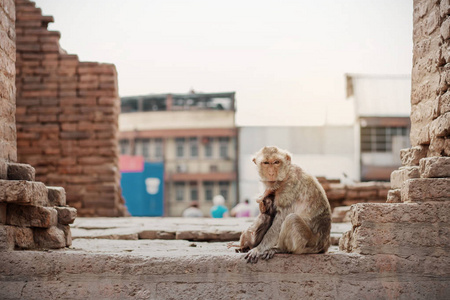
[0, 239, 448, 299]
[401, 178, 450, 203]
[339, 202, 450, 256]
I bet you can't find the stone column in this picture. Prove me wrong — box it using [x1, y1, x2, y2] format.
[340, 0, 450, 256]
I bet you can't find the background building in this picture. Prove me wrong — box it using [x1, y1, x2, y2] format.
[347, 74, 411, 181]
[119, 92, 238, 217]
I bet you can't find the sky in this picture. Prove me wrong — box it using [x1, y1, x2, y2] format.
[34, 0, 413, 126]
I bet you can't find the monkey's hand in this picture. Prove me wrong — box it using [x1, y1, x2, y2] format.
[260, 247, 279, 260]
[244, 248, 261, 264]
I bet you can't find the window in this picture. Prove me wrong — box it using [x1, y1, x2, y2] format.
[175, 182, 185, 201]
[154, 138, 163, 160]
[361, 126, 409, 153]
[119, 139, 130, 155]
[204, 137, 213, 158]
[121, 98, 138, 113]
[134, 139, 150, 158]
[190, 182, 198, 201]
[219, 137, 229, 158]
[219, 181, 229, 202]
[175, 138, 185, 158]
[190, 137, 198, 158]
[204, 181, 214, 202]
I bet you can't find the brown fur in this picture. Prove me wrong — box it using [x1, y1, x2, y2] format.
[227, 191, 276, 253]
[244, 146, 332, 263]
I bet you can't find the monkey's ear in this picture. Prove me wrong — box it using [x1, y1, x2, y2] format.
[252, 157, 257, 165]
[285, 153, 291, 162]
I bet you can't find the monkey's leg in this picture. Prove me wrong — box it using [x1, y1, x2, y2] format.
[245, 213, 283, 263]
[277, 213, 315, 254]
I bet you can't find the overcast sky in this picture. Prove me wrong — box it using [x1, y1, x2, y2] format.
[34, 0, 413, 126]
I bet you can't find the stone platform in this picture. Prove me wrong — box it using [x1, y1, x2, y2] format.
[0, 217, 449, 299]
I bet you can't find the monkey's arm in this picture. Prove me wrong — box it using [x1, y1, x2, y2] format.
[244, 212, 283, 263]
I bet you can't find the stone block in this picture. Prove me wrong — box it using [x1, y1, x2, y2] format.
[0, 225, 14, 251]
[47, 186, 66, 206]
[6, 204, 57, 228]
[33, 226, 67, 249]
[0, 203, 6, 224]
[0, 180, 49, 206]
[7, 162, 35, 181]
[386, 189, 401, 203]
[420, 156, 450, 178]
[390, 166, 420, 189]
[340, 202, 450, 256]
[58, 224, 72, 247]
[429, 112, 450, 137]
[0, 159, 7, 180]
[402, 178, 450, 202]
[400, 146, 428, 166]
[13, 226, 35, 249]
[55, 206, 77, 224]
[442, 18, 450, 40]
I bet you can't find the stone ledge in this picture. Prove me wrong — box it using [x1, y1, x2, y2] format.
[0, 239, 448, 299]
[402, 178, 450, 202]
[420, 156, 450, 178]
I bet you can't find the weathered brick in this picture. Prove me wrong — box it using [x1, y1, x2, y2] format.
[33, 226, 66, 249]
[0, 225, 14, 251]
[400, 146, 428, 166]
[390, 166, 420, 189]
[6, 204, 57, 228]
[7, 162, 35, 181]
[0, 159, 7, 179]
[13, 226, 35, 249]
[386, 189, 401, 203]
[47, 186, 66, 206]
[55, 206, 77, 224]
[0, 180, 49, 206]
[420, 156, 450, 178]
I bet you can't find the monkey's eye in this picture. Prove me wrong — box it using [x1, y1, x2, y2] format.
[274, 161, 280, 164]
[263, 161, 270, 165]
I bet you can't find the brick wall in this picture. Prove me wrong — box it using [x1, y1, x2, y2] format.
[14, 0, 128, 216]
[0, 0, 16, 164]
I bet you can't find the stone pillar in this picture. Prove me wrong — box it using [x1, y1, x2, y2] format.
[14, 0, 128, 216]
[340, 0, 450, 256]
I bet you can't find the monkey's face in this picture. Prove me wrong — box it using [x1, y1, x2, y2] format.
[253, 146, 291, 182]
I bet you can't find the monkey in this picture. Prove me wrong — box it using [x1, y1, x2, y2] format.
[244, 146, 331, 263]
[227, 191, 277, 253]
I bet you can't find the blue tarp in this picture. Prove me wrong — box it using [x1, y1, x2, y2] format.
[121, 162, 164, 216]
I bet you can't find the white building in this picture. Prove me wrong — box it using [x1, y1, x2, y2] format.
[239, 74, 411, 204]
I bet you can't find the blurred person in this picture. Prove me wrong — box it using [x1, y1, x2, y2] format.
[210, 195, 229, 218]
[182, 201, 204, 218]
[231, 199, 251, 217]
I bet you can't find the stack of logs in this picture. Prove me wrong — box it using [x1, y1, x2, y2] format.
[0, 161, 76, 250]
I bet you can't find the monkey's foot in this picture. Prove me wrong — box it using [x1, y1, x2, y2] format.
[244, 248, 260, 264]
[260, 247, 279, 260]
